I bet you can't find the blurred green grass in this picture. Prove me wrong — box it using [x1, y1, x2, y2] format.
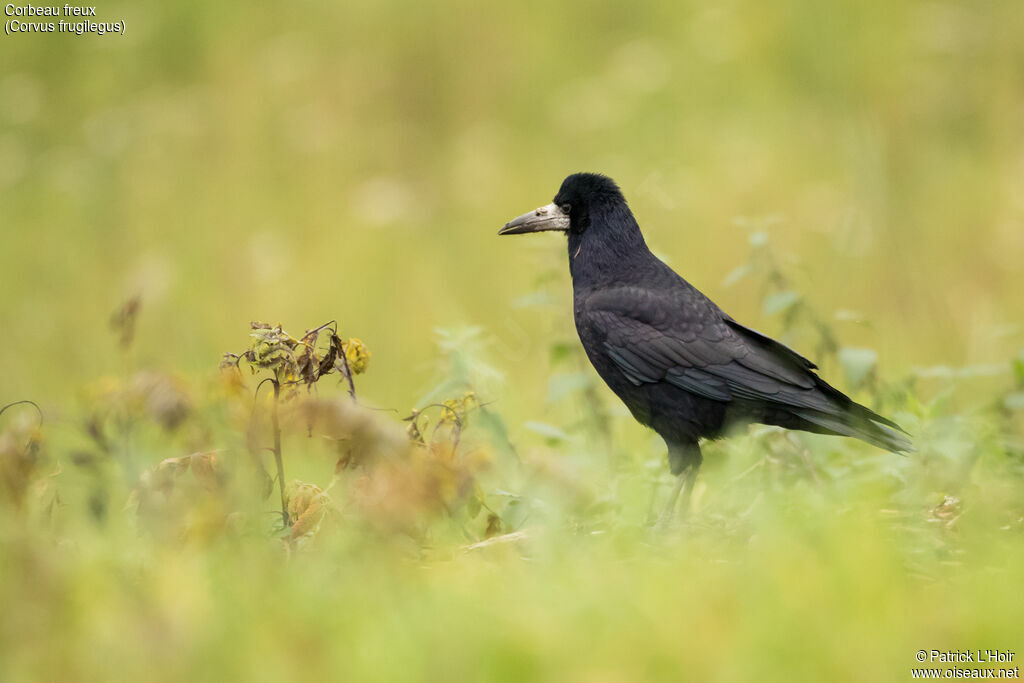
[2, 0, 1024, 680]
[3, 0, 1023, 407]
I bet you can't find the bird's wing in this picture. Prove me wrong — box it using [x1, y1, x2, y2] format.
[582, 285, 834, 411]
[582, 285, 912, 452]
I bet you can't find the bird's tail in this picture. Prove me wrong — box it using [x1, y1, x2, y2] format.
[793, 401, 914, 454]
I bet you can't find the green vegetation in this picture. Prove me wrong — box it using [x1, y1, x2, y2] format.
[2, 0, 1023, 680]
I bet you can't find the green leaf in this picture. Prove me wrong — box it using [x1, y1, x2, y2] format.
[1004, 392, 1024, 412]
[549, 342, 576, 365]
[999, 389, 1024, 411]
[476, 407, 519, 465]
[748, 231, 769, 247]
[511, 290, 556, 309]
[722, 264, 751, 287]
[839, 347, 878, 390]
[834, 309, 865, 322]
[466, 489, 482, 519]
[524, 421, 571, 442]
[416, 376, 465, 408]
[547, 372, 593, 402]
[913, 363, 1006, 380]
[1013, 351, 1024, 389]
[762, 290, 800, 316]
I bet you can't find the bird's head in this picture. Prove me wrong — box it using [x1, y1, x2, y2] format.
[498, 173, 627, 237]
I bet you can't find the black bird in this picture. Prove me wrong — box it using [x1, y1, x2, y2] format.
[499, 173, 911, 522]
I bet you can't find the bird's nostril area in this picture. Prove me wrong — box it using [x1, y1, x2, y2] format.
[536, 207, 548, 216]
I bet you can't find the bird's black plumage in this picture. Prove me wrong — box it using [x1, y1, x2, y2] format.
[500, 173, 911, 513]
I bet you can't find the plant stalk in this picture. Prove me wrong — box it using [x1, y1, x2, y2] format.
[271, 380, 289, 528]
[339, 341, 358, 401]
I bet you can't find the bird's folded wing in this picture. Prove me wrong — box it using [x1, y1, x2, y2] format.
[584, 287, 837, 412]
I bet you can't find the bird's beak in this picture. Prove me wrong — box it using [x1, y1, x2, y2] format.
[498, 203, 570, 235]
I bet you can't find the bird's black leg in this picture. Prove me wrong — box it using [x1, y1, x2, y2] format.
[656, 441, 702, 529]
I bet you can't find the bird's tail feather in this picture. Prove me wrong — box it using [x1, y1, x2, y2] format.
[793, 405, 914, 454]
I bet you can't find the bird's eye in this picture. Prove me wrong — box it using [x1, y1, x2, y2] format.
[560, 203, 571, 214]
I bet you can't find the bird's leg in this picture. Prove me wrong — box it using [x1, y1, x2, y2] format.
[656, 470, 687, 528]
[655, 464, 700, 528]
[655, 441, 702, 529]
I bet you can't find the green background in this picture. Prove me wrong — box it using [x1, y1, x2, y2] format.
[2, 0, 1023, 680]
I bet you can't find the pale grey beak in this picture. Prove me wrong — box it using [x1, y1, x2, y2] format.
[498, 203, 570, 235]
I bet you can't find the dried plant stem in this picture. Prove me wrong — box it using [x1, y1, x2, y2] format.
[338, 342, 358, 401]
[271, 380, 290, 528]
[0, 400, 43, 426]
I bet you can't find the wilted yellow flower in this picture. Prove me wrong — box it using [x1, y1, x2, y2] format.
[248, 323, 301, 385]
[344, 338, 370, 375]
[406, 410, 428, 444]
[440, 398, 462, 425]
[439, 391, 477, 426]
[286, 481, 329, 539]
